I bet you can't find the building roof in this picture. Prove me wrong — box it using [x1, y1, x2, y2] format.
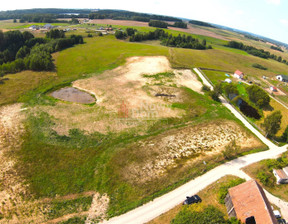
[283, 167, 288, 175]
[228, 180, 277, 224]
[234, 70, 244, 75]
[277, 74, 288, 79]
[274, 169, 288, 179]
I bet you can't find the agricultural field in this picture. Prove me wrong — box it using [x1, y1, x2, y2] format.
[1, 16, 287, 223]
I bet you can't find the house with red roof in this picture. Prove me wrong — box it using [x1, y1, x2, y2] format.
[225, 180, 278, 224]
[234, 70, 244, 79]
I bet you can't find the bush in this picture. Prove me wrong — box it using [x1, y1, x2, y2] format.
[149, 20, 168, 28]
[252, 63, 267, 70]
[87, 34, 93, 38]
[171, 205, 228, 224]
[218, 178, 245, 204]
[115, 30, 127, 39]
[257, 170, 275, 187]
[222, 140, 240, 159]
[246, 84, 270, 108]
[201, 85, 210, 92]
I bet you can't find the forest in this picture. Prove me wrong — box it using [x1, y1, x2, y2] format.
[0, 30, 83, 75]
[88, 9, 181, 22]
[0, 8, 90, 21]
[189, 20, 215, 28]
[115, 28, 209, 50]
[227, 41, 288, 65]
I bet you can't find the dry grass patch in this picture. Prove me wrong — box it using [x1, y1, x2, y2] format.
[118, 120, 262, 184]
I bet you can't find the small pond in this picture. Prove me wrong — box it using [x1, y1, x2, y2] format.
[51, 87, 95, 104]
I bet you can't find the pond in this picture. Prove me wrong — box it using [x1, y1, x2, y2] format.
[51, 87, 95, 104]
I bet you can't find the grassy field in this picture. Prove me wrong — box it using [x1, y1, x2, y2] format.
[148, 175, 244, 224]
[0, 71, 57, 105]
[1, 21, 285, 221]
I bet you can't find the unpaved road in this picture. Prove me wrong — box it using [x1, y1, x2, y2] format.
[101, 68, 287, 224]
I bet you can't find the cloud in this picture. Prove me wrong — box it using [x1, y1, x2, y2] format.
[266, 0, 281, 5]
[280, 19, 288, 26]
[235, 10, 244, 16]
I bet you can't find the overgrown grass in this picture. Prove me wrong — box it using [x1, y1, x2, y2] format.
[243, 152, 288, 201]
[44, 196, 92, 220]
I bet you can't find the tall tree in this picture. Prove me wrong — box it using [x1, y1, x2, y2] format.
[246, 85, 270, 108]
[262, 111, 282, 137]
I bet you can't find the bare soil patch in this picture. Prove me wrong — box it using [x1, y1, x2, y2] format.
[40, 56, 200, 135]
[51, 87, 96, 104]
[123, 120, 263, 183]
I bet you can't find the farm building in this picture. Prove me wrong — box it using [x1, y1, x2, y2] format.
[273, 167, 288, 184]
[276, 74, 288, 82]
[225, 180, 277, 224]
[233, 70, 244, 79]
[270, 86, 277, 92]
[43, 24, 54, 30]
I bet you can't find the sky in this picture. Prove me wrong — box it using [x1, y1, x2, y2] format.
[2, 0, 288, 44]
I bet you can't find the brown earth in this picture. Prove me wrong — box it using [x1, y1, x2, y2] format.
[43, 56, 202, 135]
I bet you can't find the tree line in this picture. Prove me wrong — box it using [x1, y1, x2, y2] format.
[88, 9, 181, 22]
[270, 45, 284, 52]
[115, 28, 210, 50]
[189, 20, 215, 28]
[149, 20, 188, 29]
[0, 29, 83, 75]
[227, 41, 288, 65]
[0, 8, 90, 21]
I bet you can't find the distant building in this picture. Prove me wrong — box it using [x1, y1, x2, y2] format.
[273, 167, 288, 184]
[234, 70, 244, 79]
[43, 24, 54, 30]
[276, 74, 288, 82]
[225, 78, 232, 83]
[270, 86, 277, 92]
[225, 180, 277, 224]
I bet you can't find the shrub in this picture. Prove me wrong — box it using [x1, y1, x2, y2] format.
[115, 30, 127, 39]
[246, 84, 270, 108]
[149, 20, 168, 28]
[171, 205, 228, 224]
[218, 178, 245, 204]
[252, 63, 267, 70]
[222, 139, 240, 159]
[201, 85, 210, 92]
[257, 170, 274, 187]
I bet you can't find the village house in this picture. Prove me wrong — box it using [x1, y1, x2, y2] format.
[276, 74, 288, 82]
[273, 167, 288, 184]
[225, 180, 278, 224]
[270, 86, 278, 92]
[233, 70, 244, 79]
